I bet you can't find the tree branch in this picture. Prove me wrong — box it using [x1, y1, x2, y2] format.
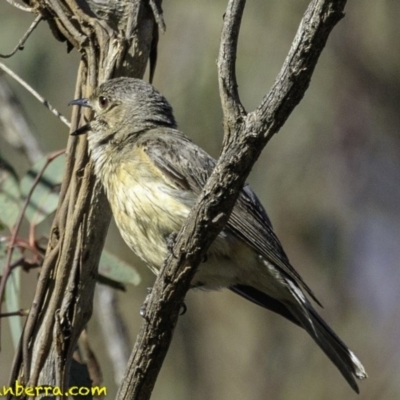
[0, 62, 71, 128]
[116, 1, 347, 399]
[218, 0, 246, 142]
[0, 15, 42, 58]
[256, 0, 346, 142]
[5, 0, 32, 13]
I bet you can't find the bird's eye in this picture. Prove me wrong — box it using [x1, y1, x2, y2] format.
[98, 96, 109, 109]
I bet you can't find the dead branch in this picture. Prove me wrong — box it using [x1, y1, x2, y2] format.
[0, 62, 71, 128]
[0, 75, 43, 162]
[116, 1, 347, 400]
[0, 15, 42, 58]
[5, 0, 32, 13]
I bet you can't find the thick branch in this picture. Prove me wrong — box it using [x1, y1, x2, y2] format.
[117, 1, 347, 399]
[256, 0, 346, 141]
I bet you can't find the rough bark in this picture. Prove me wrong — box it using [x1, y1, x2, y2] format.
[9, 0, 159, 396]
[116, 1, 347, 400]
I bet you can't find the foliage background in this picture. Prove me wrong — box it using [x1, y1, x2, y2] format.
[1, 1, 399, 399]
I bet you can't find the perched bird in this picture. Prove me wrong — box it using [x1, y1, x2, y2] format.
[69, 77, 367, 392]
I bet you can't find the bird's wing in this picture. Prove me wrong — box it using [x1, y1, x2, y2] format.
[141, 128, 320, 305]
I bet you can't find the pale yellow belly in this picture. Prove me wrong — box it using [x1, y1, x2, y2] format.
[104, 160, 259, 290]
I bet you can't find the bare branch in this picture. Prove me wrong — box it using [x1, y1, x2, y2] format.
[117, 1, 348, 399]
[0, 309, 29, 318]
[5, 0, 32, 13]
[0, 150, 65, 346]
[0, 62, 71, 128]
[217, 0, 246, 137]
[255, 0, 347, 143]
[0, 15, 42, 58]
[0, 75, 44, 163]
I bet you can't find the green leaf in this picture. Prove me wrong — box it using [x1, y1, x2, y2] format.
[0, 240, 24, 349]
[5, 268, 22, 349]
[0, 161, 21, 230]
[20, 154, 65, 225]
[99, 250, 141, 286]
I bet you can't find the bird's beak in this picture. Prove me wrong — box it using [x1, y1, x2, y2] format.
[68, 98, 91, 108]
[70, 124, 91, 136]
[69, 98, 92, 136]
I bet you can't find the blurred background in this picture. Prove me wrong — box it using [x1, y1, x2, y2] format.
[1, 0, 399, 399]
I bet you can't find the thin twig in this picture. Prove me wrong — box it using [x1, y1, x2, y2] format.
[0, 75, 44, 162]
[0, 149, 65, 348]
[0, 309, 29, 318]
[0, 62, 71, 128]
[0, 15, 42, 58]
[5, 0, 32, 13]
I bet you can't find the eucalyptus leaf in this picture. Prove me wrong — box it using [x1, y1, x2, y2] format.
[0, 162, 21, 230]
[5, 268, 22, 349]
[20, 154, 65, 225]
[99, 250, 141, 286]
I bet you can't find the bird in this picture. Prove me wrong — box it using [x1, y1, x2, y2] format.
[69, 77, 367, 392]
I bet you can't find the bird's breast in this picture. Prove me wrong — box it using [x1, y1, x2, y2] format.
[96, 144, 251, 289]
[104, 154, 192, 270]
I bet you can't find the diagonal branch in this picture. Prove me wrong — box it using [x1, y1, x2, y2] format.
[0, 62, 71, 128]
[255, 0, 347, 143]
[116, 1, 347, 399]
[5, 0, 32, 12]
[0, 15, 42, 58]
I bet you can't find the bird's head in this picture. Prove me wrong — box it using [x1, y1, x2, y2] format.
[69, 77, 177, 149]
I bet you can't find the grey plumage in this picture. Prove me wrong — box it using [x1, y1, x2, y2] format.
[70, 77, 367, 392]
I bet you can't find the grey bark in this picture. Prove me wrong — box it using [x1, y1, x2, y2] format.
[116, 1, 348, 400]
[9, 0, 159, 396]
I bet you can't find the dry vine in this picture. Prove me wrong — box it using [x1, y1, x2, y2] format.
[6, 0, 162, 396]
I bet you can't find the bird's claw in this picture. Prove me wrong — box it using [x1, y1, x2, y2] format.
[180, 302, 187, 316]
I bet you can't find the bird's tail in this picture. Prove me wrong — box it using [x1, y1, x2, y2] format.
[284, 282, 367, 393]
[231, 283, 367, 393]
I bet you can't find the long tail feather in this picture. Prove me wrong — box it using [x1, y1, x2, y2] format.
[285, 297, 367, 393]
[231, 283, 367, 393]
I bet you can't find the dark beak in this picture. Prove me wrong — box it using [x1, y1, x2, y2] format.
[69, 98, 92, 136]
[70, 123, 91, 136]
[68, 98, 91, 108]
